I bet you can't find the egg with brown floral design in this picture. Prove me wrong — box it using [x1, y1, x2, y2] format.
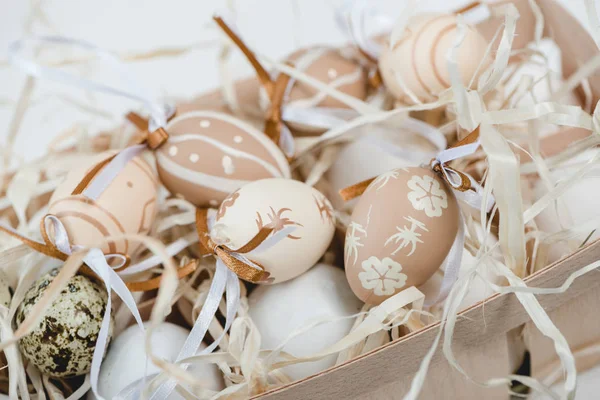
[156, 111, 291, 207]
[213, 178, 335, 284]
[344, 167, 459, 304]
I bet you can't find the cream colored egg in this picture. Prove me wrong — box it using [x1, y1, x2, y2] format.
[419, 226, 502, 311]
[214, 178, 335, 284]
[248, 263, 363, 381]
[345, 167, 459, 304]
[48, 151, 158, 256]
[16, 269, 113, 377]
[326, 119, 441, 211]
[533, 149, 600, 265]
[92, 322, 223, 399]
[0, 271, 11, 308]
[156, 111, 291, 207]
[379, 13, 490, 103]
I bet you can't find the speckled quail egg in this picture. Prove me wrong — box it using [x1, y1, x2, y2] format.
[0, 271, 12, 308]
[15, 269, 114, 377]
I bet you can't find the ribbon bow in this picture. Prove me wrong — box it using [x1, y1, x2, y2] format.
[195, 208, 273, 283]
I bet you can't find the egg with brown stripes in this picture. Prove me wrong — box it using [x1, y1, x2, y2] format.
[378, 13, 490, 104]
[344, 167, 459, 304]
[48, 151, 158, 256]
[213, 178, 335, 284]
[155, 111, 291, 207]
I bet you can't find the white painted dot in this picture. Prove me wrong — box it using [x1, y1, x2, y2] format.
[222, 155, 235, 175]
[209, 200, 219, 206]
[200, 120, 211, 128]
[327, 68, 338, 80]
[189, 153, 200, 163]
[168, 146, 178, 156]
[233, 135, 243, 144]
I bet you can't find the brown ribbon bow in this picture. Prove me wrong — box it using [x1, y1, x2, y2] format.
[340, 126, 481, 201]
[213, 15, 292, 149]
[0, 215, 198, 292]
[195, 208, 273, 283]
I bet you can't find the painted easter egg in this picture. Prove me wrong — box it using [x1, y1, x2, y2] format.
[156, 111, 291, 207]
[286, 47, 367, 109]
[344, 167, 459, 304]
[280, 47, 368, 136]
[378, 13, 490, 103]
[15, 269, 113, 377]
[93, 322, 223, 399]
[213, 178, 335, 284]
[249, 263, 363, 381]
[48, 151, 158, 256]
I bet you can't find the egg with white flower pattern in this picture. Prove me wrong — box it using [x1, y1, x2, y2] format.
[344, 167, 459, 304]
[156, 111, 291, 207]
[213, 178, 335, 284]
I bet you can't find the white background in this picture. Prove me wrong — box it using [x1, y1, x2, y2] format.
[0, 0, 597, 398]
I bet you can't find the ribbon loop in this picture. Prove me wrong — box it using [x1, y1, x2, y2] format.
[195, 208, 272, 283]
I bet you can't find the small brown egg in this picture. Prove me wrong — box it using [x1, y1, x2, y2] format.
[286, 47, 368, 109]
[378, 13, 490, 104]
[344, 167, 459, 304]
[15, 269, 113, 377]
[156, 111, 291, 207]
[48, 151, 158, 256]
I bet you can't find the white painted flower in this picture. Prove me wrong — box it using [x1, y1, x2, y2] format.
[407, 175, 448, 218]
[358, 256, 407, 296]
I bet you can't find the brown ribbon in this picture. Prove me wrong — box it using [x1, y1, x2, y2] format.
[0, 214, 200, 291]
[195, 208, 273, 283]
[339, 126, 481, 201]
[213, 15, 291, 147]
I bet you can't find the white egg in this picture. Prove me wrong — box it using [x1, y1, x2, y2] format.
[419, 225, 502, 311]
[92, 322, 223, 399]
[214, 179, 336, 284]
[533, 149, 600, 264]
[0, 270, 11, 308]
[248, 263, 363, 381]
[326, 120, 441, 211]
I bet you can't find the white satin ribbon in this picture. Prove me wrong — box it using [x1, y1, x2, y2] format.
[335, 0, 394, 60]
[150, 224, 297, 399]
[8, 35, 172, 200]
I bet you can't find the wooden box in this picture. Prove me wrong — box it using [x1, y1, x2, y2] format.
[251, 1, 600, 398]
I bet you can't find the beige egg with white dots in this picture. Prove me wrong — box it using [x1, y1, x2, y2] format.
[15, 269, 113, 377]
[48, 151, 158, 256]
[379, 13, 490, 104]
[156, 111, 291, 207]
[283, 47, 368, 136]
